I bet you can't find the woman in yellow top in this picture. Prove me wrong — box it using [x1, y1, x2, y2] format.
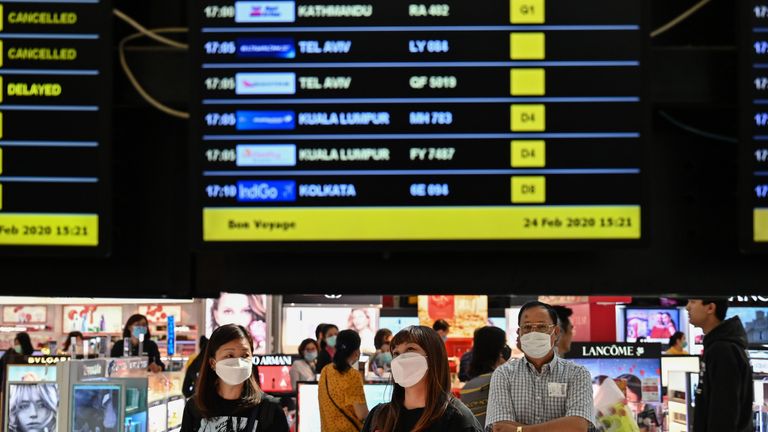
[666, 331, 689, 355]
[318, 329, 368, 432]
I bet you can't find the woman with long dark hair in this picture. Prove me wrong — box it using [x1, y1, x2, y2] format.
[61, 331, 84, 354]
[362, 326, 481, 432]
[180, 324, 288, 432]
[315, 324, 339, 373]
[319, 329, 368, 432]
[460, 326, 510, 426]
[110, 314, 164, 372]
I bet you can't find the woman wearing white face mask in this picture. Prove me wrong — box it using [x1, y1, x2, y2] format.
[363, 326, 482, 432]
[318, 329, 368, 432]
[290, 338, 319, 391]
[180, 324, 289, 432]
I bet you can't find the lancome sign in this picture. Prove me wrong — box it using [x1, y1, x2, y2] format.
[566, 342, 661, 359]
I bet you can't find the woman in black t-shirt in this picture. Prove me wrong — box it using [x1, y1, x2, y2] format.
[362, 325, 482, 432]
[315, 324, 339, 373]
[110, 314, 165, 372]
[180, 324, 288, 432]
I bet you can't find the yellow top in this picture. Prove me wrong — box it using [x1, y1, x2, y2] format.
[665, 346, 689, 355]
[318, 365, 366, 432]
[185, 353, 198, 370]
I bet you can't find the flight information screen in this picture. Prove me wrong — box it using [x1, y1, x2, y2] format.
[744, 2, 768, 251]
[0, 0, 111, 253]
[192, 0, 646, 245]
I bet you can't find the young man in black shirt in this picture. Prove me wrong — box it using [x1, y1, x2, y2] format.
[686, 298, 753, 432]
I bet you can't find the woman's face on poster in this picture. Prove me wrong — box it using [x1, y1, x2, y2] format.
[351, 310, 369, 330]
[214, 294, 253, 328]
[15, 394, 52, 432]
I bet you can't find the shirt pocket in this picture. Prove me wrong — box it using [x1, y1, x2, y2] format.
[546, 390, 568, 414]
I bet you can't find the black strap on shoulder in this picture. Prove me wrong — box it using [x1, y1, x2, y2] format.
[325, 374, 362, 430]
[245, 402, 262, 432]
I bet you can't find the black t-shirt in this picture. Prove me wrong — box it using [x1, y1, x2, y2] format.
[316, 349, 332, 373]
[181, 394, 289, 432]
[362, 398, 483, 432]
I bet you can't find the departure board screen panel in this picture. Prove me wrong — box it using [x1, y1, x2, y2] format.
[192, 0, 647, 245]
[0, 0, 111, 254]
[743, 2, 768, 251]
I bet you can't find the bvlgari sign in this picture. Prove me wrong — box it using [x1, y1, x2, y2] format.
[566, 342, 662, 359]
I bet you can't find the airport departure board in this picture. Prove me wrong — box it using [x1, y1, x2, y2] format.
[192, 0, 646, 245]
[744, 2, 768, 251]
[0, 0, 111, 253]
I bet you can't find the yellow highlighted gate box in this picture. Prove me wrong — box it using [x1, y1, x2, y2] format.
[511, 68, 545, 96]
[510, 32, 545, 59]
[756, 209, 768, 242]
[203, 206, 641, 241]
[510, 0, 545, 23]
[511, 140, 546, 167]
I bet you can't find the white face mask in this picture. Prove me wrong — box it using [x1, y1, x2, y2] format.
[391, 352, 428, 388]
[520, 331, 554, 359]
[215, 358, 253, 385]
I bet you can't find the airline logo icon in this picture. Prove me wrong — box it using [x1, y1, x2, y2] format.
[235, 1, 296, 23]
[236, 144, 297, 167]
[236, 110, 295, 130]
[237, 180, 296, 202]
[237, 38, 295, 58]
[236, 72, 296, 95]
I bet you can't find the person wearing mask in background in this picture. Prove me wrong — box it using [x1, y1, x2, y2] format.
[290, 338, 319, 391]
[362, 325, 482, 432]
[181, 324, 289, 432]
[110, 314, 165, 372]
[0, 332, 35, 393]
[460, 327, 511, 427]
[315, 324, 339, 373]
[183, 336, 209, 398]
[486, 301, 594, 432]
[687, 298, 753, 432]
[433, 319, 451, 342]
[318, 330, 368, 432]
[553, 306, 574, 356]
[665, 331, 689, 355]
[370, 328, 393, 376]
[60, 331, 84, 355]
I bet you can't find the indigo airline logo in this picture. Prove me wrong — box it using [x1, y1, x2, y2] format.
[236, 72, 296, 95]
[237, 180, 296, 202]
[235, 1, 296, 23]
[237, 38, 296, 59]
[236, 144, 297, 167]
[236, 111, 295, 130]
